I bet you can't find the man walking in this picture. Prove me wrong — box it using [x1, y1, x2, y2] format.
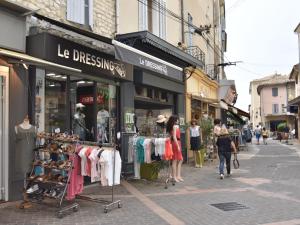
[254, 125, 261, 145]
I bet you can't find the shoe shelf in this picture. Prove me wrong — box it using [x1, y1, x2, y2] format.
[20, 137, 79, 218]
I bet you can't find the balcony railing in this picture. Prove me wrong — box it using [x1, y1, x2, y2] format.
[185, 46, 205, 68]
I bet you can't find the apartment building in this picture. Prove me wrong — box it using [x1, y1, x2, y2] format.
[256, 74, 295, 131]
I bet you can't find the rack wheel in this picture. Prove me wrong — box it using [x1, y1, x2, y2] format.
[57, 212, 63, 219]
[73, 206, 79, 212]
[118, 202, 122, 208]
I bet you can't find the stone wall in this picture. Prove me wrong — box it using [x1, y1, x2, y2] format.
[9, 0, 116, 38]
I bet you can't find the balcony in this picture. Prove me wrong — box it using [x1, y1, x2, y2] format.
[185, 46, 205, 69]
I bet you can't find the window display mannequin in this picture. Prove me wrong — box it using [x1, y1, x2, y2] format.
[97, 107, 109, 143]
[73, 103, 87, 141]
[15, 115, 36, 178]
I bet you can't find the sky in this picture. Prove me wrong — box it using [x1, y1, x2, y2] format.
[224, 0, 300, 111]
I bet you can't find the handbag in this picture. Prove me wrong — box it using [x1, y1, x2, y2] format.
[233, 153, 239, 169]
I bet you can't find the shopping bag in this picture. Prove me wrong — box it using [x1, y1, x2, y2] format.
[233, 153, 239, 169]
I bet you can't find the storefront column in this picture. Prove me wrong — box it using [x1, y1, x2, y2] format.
[120, 81, 135, 175]
[9, 65, 29, 200]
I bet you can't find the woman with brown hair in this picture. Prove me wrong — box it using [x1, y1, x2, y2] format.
[188, 119, 202, 168]
[166, 115, 183, 182]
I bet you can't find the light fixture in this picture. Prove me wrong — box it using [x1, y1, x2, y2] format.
[46, 73, 55, 77]
[61, 76, 67, 79]
[77, 81, 85, 84]
[22, 63, 28, 70]
[54, 75, 62, 78]
[49, 83, 56, 87]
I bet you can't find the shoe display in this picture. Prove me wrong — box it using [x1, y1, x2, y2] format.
[26, 184, 39, 194]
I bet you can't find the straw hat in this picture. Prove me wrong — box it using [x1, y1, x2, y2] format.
[156, 115, 166, 123]
[220, 125, 229, 135]
[76, 103, 85, 108]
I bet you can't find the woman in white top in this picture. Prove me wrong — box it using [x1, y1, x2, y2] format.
[189, 119, 202, 168]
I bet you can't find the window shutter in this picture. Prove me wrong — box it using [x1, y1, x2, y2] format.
[159, 0, 166, 39]
[139, 0, 148, 31]
[88, 0, 93, 29]
[152, 0, 159, 36]
[67, 0, 85, 25]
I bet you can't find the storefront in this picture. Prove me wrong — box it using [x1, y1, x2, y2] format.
[26, 33, 133, 146]
[185, 67, 219, 161]
[114, 31, 203, 173]
[288, 97, 300, 139]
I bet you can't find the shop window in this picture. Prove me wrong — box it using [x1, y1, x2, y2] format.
[147, 88, 153, 98]
[67, 0, 93, 28]
[161, 91, 168, 102]
[44, 74, 67, 133]
[135, 86, 144, 96]
[36, 70, 117, 144]
[154, 89, 160, 100]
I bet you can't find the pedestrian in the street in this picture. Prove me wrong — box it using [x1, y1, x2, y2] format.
[216, 126, 237, 179]
[262, 127, 268, 145]
[188, 119, 202, 168]
[254, 125, 261, 145]
[166, 115, 184, 182]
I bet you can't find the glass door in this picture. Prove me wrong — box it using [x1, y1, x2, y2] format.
[0, 66, 9, 201]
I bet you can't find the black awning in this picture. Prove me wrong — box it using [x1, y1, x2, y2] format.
[116, 31, 204, 69]
[113, 40, 183, 81]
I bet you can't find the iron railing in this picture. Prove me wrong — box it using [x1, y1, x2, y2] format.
[185, 46, 205, 68]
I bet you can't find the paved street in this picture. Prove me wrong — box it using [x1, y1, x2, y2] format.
[1, 139, 300, 225]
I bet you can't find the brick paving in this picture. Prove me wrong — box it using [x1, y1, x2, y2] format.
[1, 138, 300, 225]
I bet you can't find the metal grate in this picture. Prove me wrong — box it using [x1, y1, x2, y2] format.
[210, 202, 249, 211]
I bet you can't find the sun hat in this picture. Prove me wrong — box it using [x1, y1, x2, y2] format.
[220, 125, 229, 135]
[156, 115, 166, 123]
[76, 103, 85, 108]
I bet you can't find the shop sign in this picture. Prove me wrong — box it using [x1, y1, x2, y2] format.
[79, 95, 105, 105]
[114, 43, 183, 81]
[27, 33, 133, 81]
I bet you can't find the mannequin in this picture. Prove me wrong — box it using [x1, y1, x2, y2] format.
[15, 115, 36, 178]
[73, 103, 87, 141]
[97, 107, 109, 143]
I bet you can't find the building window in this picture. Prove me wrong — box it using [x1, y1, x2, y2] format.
[272, 87, 278, 97]
[187, 13, 194, 47]
[139, 0, 166, 39]
[67, 0, 93, 28]
[272, 104, 279, 114]
[281, 104, 285, 113]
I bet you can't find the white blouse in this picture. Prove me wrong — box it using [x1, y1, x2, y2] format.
[190, 126, 200, 137]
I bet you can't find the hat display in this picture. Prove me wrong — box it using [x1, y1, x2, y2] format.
[156, 115, 166, 123]
[76, 103, 85, 108]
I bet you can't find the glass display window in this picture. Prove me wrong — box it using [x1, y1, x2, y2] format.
[35, 69, 118, 144]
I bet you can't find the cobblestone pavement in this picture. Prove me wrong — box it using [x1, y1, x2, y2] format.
[1, 138, 300, 225]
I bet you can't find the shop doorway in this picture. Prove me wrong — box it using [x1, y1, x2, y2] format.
[0, 65, 9, 201]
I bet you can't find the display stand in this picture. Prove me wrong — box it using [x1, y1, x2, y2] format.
[20, 138, 79, 218]
[20, 133, 122, 217]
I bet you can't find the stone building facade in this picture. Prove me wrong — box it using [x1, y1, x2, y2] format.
[8, 0, 116, 38]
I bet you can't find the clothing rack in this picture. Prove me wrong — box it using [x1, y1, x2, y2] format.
[75, 140, 122, 213]
[53, 139, 122, 213]
[131, 134, 175, 189]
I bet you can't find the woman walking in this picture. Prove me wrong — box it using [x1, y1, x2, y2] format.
[166, 115, 183, 182]
[189, 119, 202, 168]
[216, 126, 237, 179]
[262, 127, 268, 145]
